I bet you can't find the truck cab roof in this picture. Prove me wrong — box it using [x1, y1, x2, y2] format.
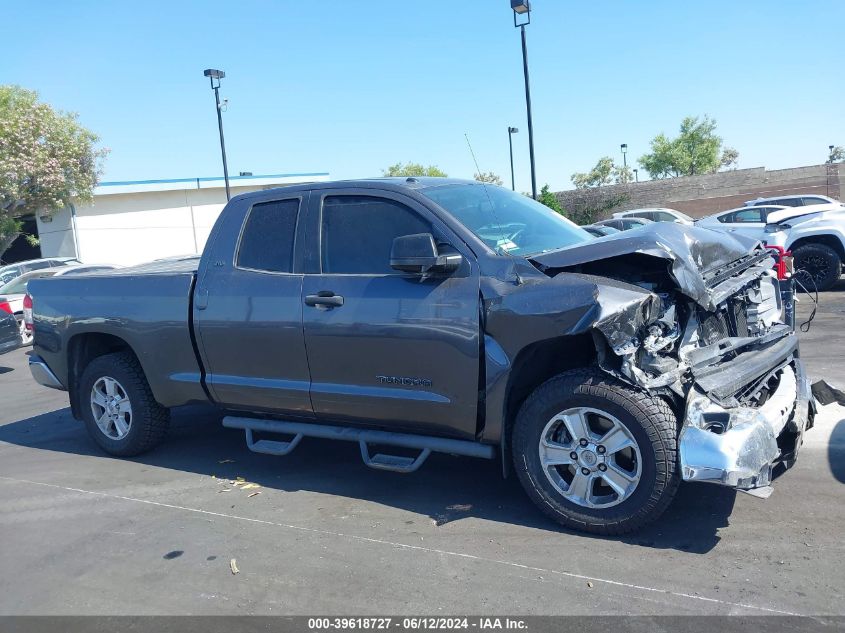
[229, 177, 485, 203]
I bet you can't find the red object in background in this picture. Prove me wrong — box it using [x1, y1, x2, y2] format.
[0, 301, 12, 314]
[23, 294, 33, 331]
[765, 245, 792, 281]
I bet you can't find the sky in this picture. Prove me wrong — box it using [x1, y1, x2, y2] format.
[3, 1, 844, 193]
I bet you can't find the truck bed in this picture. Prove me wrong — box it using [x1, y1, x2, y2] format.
[28, 257, 207, 408]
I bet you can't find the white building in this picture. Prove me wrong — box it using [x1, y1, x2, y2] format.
[36, 172, 329, 266]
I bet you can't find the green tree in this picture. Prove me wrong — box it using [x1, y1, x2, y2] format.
[382, 162, 447, 177]
[0, 85, 108, 257]
[537, 184, 563, 214]
[639, 115, 738, 179]
[560, 188, 630, 226]
[571, 156, 631, 188]
[828, 145, 844, 163]
[474, 171, 503, 186]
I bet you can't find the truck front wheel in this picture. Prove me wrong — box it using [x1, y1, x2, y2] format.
[512, 368, 679, 535]
[78, 351, 170, 456]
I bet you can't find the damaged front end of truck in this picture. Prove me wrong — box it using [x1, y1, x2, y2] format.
[527, 223, 814, 494]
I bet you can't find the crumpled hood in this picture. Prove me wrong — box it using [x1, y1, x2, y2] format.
[529, 222, 764, 308]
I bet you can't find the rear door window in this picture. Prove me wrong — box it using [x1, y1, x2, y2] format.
[731, 209, 765, 223]
[26, 261, 53, 272]
[236, 198, 300, 273]
[652, 211, 678, 222]
[801, 197, 827, 206]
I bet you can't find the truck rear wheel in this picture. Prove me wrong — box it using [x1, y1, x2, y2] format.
[512, 368, 679, 535]
[793, 243, 841, 292]
[78, 351, 170, 456]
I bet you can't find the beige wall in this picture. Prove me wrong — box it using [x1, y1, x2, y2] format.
[37, 183, 290, 266]
[554, 163, 843, 220]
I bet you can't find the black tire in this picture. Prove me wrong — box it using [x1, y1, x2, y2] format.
[793, 243, 841, 292]
[78, 351, 170, 456]
[511, 368, 679, 535]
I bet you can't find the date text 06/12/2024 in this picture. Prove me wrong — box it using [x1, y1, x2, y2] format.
[307, 618, 528, 630]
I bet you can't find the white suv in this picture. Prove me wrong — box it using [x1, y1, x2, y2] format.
[696, 204, 789, 240]
[763, 203, 845, 291]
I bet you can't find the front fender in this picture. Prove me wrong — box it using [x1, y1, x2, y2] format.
[480, 272, 659, 447]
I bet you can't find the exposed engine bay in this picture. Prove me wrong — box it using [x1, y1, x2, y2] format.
[526, 224, 814, 492]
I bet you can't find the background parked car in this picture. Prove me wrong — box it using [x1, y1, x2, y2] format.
[760, 204, 845, 291]
[612, 208, 694, 225]
[695, 205, 789, 240]
[0, 264, 116, 345]
[696, 202, 845, 290]
[0, 310, 20, 356]
[582, 224, 622, 237]
[745, 194, 842, 208]
[0, 257, 80, 285]
[594, 217, 654, 232]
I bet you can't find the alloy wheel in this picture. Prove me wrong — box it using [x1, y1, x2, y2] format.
[90, 376, 133, 440]
[538, 407, 642, 508]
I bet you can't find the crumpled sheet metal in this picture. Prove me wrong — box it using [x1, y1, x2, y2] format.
[588, 279, 663, 351]
[679, 364, 801, 489]
[482, 271, 659, 354]
[530, 222, 767, 310]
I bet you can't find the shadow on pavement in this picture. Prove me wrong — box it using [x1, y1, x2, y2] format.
[0, 404, 735, 554]
[828, 418, 845, 484]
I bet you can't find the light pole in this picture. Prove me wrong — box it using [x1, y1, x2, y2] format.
[830, 145, 836, 163]
[511, 1, 537, 200]
[621, 143, 628, 169]
[203, 68, 231, 201]
[633, 168, 639, 183]
[508, 126, 519, 191]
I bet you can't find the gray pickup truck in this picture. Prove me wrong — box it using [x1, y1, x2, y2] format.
[27, 178, 813, 534]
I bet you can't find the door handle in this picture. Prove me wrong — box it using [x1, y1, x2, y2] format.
[304, 291, 344, 308]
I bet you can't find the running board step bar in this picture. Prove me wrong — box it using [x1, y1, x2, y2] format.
[222, 416, 495, 474]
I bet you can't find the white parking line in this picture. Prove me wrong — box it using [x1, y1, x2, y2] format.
[0, 475, 799, 616]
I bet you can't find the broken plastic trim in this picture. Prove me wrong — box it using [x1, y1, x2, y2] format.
[679, 362, 807, 490]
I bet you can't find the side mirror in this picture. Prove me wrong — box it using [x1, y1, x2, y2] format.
[390, 233, 462, 274]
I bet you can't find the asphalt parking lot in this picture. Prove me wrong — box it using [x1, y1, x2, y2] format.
[1, 283, 844, 616]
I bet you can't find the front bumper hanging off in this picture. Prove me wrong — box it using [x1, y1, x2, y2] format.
[678, 358, 812, 490]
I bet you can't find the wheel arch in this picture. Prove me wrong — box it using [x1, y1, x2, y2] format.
[495, 332, 598, 476]
[788, 234, 845, 261]
[67, 332, 142, 420]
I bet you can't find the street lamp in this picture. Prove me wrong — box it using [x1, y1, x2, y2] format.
[620, 143, 628, 169]
[203, 68, 231, 201]
[633, 168, 639, 183]
[830, 145, 836, 163]
[507, 127, 519, 191]
[511, 1, 537, 200]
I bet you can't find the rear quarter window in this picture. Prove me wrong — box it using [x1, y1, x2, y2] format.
[236, 199, 300, 273]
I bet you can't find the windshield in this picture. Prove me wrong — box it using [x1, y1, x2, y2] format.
[421, 183, 592, 256]
[0, 270, 56, 296]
